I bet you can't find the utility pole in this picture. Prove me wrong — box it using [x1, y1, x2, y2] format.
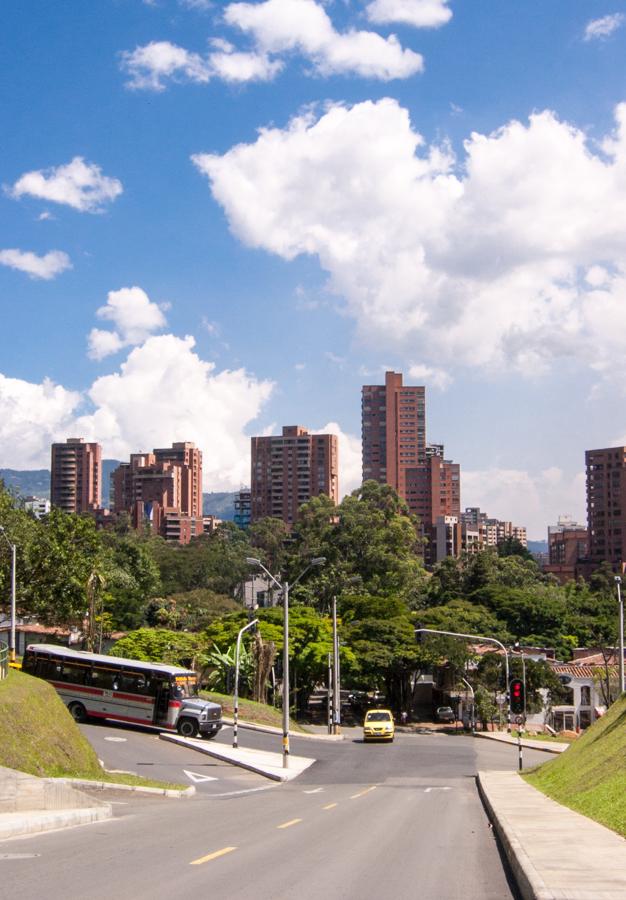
[332, 595, 341, 734]
[615, 577, 625, 696]
[327, 652, 332, 734]
[233, 618, 258, 750]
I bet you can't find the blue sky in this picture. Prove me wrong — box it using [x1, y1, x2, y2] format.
[1, 0, 625, 537]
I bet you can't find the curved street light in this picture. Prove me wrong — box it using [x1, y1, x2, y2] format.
[246, 556, 326, 767]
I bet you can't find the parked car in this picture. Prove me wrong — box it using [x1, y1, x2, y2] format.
[363, 708, 395, 742]
[435, 705, 455, 723]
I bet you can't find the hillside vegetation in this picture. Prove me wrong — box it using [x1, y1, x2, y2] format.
[0, 670, 184, 788]
[524, 695, 626, 837]
[0, 669, 103, 778]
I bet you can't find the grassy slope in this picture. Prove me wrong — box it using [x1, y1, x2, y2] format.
[524, 695, 626, 837]
[201, 691, 310, 733]
[0, 670, 183, 788]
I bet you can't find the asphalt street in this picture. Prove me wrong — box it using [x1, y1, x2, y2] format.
[1, 727, 550, 900]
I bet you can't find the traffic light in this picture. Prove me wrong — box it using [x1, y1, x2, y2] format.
[509, 678, 524, 714]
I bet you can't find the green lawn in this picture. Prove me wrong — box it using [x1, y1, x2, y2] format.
[0, 670, 185, 789]
[524, 695, 626, 837]
[201, 690, 311, 733]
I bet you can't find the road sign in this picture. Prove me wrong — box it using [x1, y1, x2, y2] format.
[515, 715, 524, 726]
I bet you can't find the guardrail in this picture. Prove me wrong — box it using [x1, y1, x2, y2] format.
[0, 641, 8, 680]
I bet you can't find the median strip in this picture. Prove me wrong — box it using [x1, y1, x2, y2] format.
[277, 818, 302, 829]
[350, 786, 377, 799]
[190, 846, 237, 866]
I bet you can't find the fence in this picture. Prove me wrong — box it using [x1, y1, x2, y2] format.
[0, 641, 8, 680]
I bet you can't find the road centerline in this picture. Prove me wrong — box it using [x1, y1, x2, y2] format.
[323, 802, 338, 810]
[190, 846, 237, 866]
[277, 818, 302, 829]
[350, 785, 378, 799]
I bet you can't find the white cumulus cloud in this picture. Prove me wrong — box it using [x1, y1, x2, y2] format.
[193, 98, 626, 383]
[224, 0, 424, 79]
[462, 467, 587, 541]
[366, 0, 452, 29]
[88, 286, 168, 359]
[584, 13, 624, 41]
[0, 335, 274, 491]
[7, 157, 123, 213]
[121, 38, 280, 89]
[0, 248, 71, 280]
[0, 375, 82, 468]
[408, 363, 451, 390]
[122, 0, 423, 89]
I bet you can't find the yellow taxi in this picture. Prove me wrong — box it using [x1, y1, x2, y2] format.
[363, 708, 395, 742]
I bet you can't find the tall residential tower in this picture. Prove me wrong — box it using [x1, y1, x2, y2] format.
[251, 425, 338, 525]
[50, 438, 102, 514]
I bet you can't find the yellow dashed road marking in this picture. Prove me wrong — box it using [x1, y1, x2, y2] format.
[190, 846, 237, 866]
[277, 818, 302, 829]
[350, 786, 377, 800]
[323, 803, 337, 810]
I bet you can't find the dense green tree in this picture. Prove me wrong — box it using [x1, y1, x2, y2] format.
[109, 627, 203, 667]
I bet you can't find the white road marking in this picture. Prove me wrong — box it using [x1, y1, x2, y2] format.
[183, 770, 218, 783]
[207, 785, 277, 798]
[104, 737, 127, 743]
[424, 787, 452, 793]
[303, 788, 324, 794]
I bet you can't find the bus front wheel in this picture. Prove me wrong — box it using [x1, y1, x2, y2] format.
[177, 717, 199, 738]
[68, 702, 88, 723]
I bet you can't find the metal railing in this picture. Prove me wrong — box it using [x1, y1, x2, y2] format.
[0, 641, 8, 680]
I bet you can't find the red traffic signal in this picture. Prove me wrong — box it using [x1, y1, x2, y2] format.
[509, 678, 525, 714]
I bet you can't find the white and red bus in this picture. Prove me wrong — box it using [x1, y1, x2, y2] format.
[22, 643, 222, 739]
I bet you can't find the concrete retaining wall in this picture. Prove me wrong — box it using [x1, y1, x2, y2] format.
[0, 766, 109, 813]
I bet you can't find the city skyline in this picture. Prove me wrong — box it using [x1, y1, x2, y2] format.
[2, 2, 625, 538]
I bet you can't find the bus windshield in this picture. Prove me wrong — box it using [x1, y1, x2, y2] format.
[172, 676, 198, 699]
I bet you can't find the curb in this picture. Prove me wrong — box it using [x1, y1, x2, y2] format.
[474, 732, 566, 755]
[55, 777, 195, 799]
[477, 772, 553, 900]
[159, 733, 313, 782]
[221, 718, 344, 742]
[0, 806, 112, 842]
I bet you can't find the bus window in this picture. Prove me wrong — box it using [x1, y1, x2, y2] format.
[118, 671, 150, 695]
[89, 668, 117, 690]
[60, 663, 87, 684]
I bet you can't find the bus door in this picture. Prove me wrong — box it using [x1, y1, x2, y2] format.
[154, 680, 172, 727]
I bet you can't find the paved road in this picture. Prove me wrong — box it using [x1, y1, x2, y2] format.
[1, 729, 549, 899]
[80, 720, 270, 795]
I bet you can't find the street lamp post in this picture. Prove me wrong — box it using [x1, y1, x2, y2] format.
[615, 577, 625, 696]
[415, 627, 511, 730]
[0, 527, 17, 663]
[233, 618, 259, 749]
[246, 556, 325, 768]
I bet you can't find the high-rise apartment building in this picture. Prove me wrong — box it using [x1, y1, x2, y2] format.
[362, 371, 426, 498]
[586, 446, 626, 571]
[251, 426, 338, 525]
[50, 438, 102, 514]
[111, 442, 203, 543]
[544, 515, 588, 584]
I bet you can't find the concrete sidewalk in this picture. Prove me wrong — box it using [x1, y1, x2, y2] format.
[160, 733, 315, 782]
[475, 731, 570, 754]
[478, 770, 626, 899]
[0, 806, 111, 841]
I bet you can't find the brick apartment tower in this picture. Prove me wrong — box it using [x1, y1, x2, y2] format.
[112, 442, 203, 542]
[586, 446, 626, 572]
[251, 426, 339, 525]
[50, 438, 102, 514]
[362, 371, 426, 497]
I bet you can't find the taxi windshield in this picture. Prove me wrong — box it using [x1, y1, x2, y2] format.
[366, 712, 391, 722]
